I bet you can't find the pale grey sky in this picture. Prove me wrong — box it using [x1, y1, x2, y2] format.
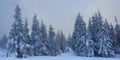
[0, 0, 120, 37]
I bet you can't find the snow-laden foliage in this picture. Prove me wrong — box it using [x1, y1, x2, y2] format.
[83, 31, 94, 57]
[31, 14, 42, 56]
[59, 31, 67, 53]
[0, 34, 8, 49]
[7, 5, 25, 58]
[39, 21, 49, 56]
[55, 31, 67, 53]
[48, 25, 59, 56]
[109, 24, 116, 48]
[22, 19, 31, 56]
[96, 20, 115, 57]
[114, 17, 120, 54]
[88, 12, 103, 56]
[71, 13, 92, 56]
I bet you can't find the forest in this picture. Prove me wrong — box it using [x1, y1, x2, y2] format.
[0, 5, 120, 58]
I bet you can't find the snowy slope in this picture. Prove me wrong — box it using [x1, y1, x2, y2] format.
[0, 48, 120, 60]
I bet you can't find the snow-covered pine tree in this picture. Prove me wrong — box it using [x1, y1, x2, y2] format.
[24, 18, 30, 44]
[109, 24, 116, 49]
[114, 16, 120, 54]
[23, 18, 31, 56]
[71, 13, 86, 56]
[88, 11, 103, 56]
[39, 21, 49, 56]
[96, 20, 115, 57]
[7, 5, 25, 58]
[55, 30, 67, 53]
[83, 31, 94, 57]
[60, 31, 67, 53]
[31, 14, 41, 56]
[48, 25, 59, 56]
[0, 34, 8, 49]
[55, 31, 61, 54]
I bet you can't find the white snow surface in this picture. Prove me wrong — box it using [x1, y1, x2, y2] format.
[0, 48, 120, 60]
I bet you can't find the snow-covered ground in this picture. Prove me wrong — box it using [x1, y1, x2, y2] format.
[0, 49, 120, 60]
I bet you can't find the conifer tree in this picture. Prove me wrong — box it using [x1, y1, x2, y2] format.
[31, 14, 41, 56]
[39, 21, 49, 55]
[96, 20, 115, 57]
[48, 25, 59, 56]
[71, 13, 87, 56]
[0, 34, 8, 49]
[114, 16, 120, 53]
[7, 5, 24, 58]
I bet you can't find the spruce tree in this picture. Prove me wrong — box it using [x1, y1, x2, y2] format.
[88, 12, 103, 56]
[23, 18, 31, 56]
[109, 24, 116, 48]
[96, 20, 115, 57]
[55, 31, 61, 54]
[31, 14, 41, 56]
[114, 16, 120, 53]
[0, 34, 8, 49]
[71, 13, 86, 56]
[48, 25, 59, 56]
[7, 5, 24, 58]
[39, 21, 49, 55]
[83, 31, 94, 57]
[60, 31, 67, 53]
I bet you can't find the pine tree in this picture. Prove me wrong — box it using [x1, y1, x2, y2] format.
[55, 30, 67, 53]
[23, 18, 31, 56]
[71, 13, 86, 56]
[48, 25, 59, 56]
[24, 18, 30, 44]
[0, 34, 8, 49]
[88, 12, 103, 56]
[114, 16, 120, 53]
[31, 14, 41, 56]
[39, 21, 49, 55]
[83, 31, 94, 57]
[96, 20, 115, 57]
[109, 24, 116, 48]
[60, 31, 67, 53]
[55, 31, 61, 54]
[7, 5, 24, 58]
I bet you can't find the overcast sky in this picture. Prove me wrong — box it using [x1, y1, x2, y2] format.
[0, 0, 120, 37]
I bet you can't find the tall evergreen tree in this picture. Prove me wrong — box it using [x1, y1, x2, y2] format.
[96, 20, 115, 57]
[0, 34, 8, 49]
[7, 5, 24, 58]
[83, 31, 94, 57]
[55, 31, 61, 53]
[31, 14, 41, 56]
[109, 24, 116, 48]
[48, 25, 59, 56]
[55, 30, 67, 53]
[88, 12, 103, 56]
[23, 18, 31, 56]
[24, 18, 30, 44]
[114, 16, 120, 53]
[39, 21, 49, 55]
[71, 13, 87, 56]
[60, 31, 67, 53]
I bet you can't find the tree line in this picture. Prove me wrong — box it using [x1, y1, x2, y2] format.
[0, 5, 120, 58]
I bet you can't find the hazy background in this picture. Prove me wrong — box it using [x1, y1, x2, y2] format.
[0, 0, 120, 37]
